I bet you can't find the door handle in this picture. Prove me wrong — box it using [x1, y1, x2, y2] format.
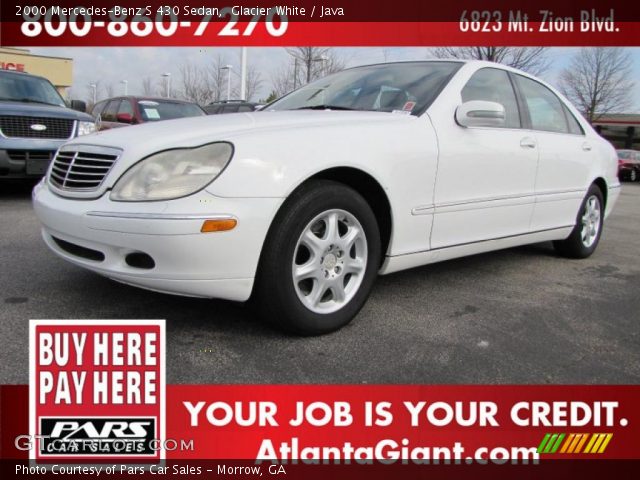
[582, 142, 592, 151]
[520, 137, 536, 149]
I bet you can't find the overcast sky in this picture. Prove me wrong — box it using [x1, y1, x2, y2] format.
[30, 46, 640, 109]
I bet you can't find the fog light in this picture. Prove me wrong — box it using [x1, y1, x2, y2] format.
[201, 218, 237, 233]
[125, 252, 155, 269]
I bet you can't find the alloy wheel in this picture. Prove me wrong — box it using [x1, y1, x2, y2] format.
[292, 209, 368, 314]
[580, 195, 601, 248]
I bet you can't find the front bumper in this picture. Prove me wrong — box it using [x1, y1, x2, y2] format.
[0, 148, 57, 178]
[32, 181, 283, 301]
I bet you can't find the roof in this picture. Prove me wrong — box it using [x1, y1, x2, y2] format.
[0, 68, 50, 82]
[592, 114, 640, 126]
[99, 96, 199, 105]
[207, 100, 261, 105]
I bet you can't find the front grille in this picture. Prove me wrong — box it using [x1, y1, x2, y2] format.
[0, 115, 75, 139]
[6, 150, 55, 161]
[49, 149, 118, 191]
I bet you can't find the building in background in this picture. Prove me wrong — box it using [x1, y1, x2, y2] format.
[593, 114, 640, 150]
[0, 47, 72, 97]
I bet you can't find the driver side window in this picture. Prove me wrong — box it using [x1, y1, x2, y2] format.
[461, 68, 521, 128]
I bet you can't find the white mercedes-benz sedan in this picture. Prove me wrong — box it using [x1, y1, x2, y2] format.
[33, 61, 620, 335]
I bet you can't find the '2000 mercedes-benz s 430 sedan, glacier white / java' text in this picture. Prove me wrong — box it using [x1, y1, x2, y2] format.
[33, 61, 620, 335]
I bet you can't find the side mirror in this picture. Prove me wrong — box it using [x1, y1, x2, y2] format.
[116, 112, 134, 124]
[70, 99, 87, 113]
[455, 100, 505, 128]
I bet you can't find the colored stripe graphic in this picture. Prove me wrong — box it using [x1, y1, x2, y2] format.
[574, 433, 589, 453]
[567, 433, 586, 453]
[539, 433, 613, 454]
[544, 434, 559, 453]
[597, 434, 613, 453]
[549, 433, 565, 453]
[583, 434, 599, 453]
[537, 433, 551, 454]
[559, 433, 575, 453]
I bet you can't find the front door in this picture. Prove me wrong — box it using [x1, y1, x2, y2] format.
[431, 67, 539, 249]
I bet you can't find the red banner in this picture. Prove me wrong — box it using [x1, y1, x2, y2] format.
[4, 384, 640, 462]
[2, 1, 640, 46]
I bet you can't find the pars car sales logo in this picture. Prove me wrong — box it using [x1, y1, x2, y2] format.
[29, 320, 165, 461]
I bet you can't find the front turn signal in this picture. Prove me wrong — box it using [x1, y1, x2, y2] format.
[201, 218, 237, 233]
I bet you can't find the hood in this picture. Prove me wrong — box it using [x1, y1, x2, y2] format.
[51, 110, 421, 200]
[0, 100, 93, 121]
[66, 110, 416, 155]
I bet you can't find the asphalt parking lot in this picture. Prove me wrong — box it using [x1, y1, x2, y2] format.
[1, 181, 639, 384]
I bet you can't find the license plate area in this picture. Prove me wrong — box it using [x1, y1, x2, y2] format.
[26, 158, 51, 175]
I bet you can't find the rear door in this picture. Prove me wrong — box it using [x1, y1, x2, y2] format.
[512, 74, 593, 231]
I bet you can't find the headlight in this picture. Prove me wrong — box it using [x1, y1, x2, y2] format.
[110, 142, 233, 202]
[77, 121, 96, 136]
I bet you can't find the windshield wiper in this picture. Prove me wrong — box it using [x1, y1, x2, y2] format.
[294, 105, 358, 111]
[0, 97, 62, 107]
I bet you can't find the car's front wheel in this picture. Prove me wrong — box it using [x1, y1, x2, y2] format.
[254, 180, 381, 335]
[631, 169, 638, 182]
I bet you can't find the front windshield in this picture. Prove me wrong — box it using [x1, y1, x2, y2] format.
[138, 100, 205, 121]
[0, 73, 65, 107]
[267, 62, 461, 115]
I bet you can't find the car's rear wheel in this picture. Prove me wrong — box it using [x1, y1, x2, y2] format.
[553, 184, 604, 259]
[254, 180, 381, 335]
[631, 169, 638, 182]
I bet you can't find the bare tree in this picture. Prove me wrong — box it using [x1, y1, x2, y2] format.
[104, 83, 115, 98]
[271, 48, 344, 97]
[178, 53, 266, 104]
[270, 62, 297, 98]
[244, 65, 263, 101]
[285, 47, 345, 85]
[179, 61, 214, 105]
[207, 54, 230, 102]
[433, 47, 550, 75]
[559, 48, 634, 123]
[141, 77, 155, 96]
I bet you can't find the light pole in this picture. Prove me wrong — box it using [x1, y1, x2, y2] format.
[313, 55, 328, 78]
[121, 79, 128, 96]
[220, 65, 233, 101]
[89, 83, 97, 104]
[161, 73, 171, 98]
[293, 59, 299, 89]
[240, 47, 247, 101]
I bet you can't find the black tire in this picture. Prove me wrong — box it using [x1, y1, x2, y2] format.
[253, 180, 381, 335]
[553, 184, 604, 259]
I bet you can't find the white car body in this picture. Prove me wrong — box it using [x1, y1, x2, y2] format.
[33, 61, 620, 308]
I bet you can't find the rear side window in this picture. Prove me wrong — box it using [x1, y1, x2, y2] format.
[562, 104, 584, 135]
[461, 68, 521, 128]
[238, 105, 254, 112]
[222, 105, 239, 113]
[516, 75, 569, 134]
[205, 105, 222, 114]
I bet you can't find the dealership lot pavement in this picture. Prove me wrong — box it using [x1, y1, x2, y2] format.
[1, 181, 639, 384]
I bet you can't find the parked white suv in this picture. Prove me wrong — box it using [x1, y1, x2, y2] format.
[33, 61, 620, 335]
